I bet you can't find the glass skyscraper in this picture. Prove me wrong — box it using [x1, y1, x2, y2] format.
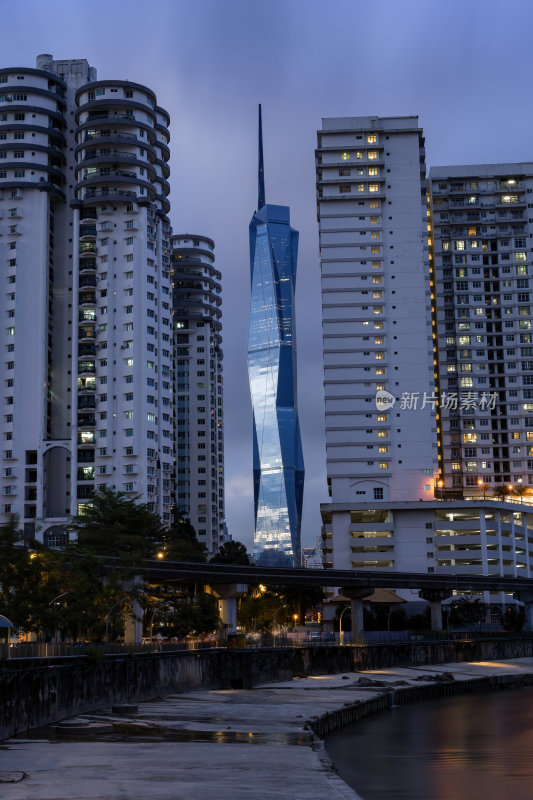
[248, 106, 304, 567]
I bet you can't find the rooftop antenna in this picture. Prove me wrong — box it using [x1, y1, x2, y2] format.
[258, 104, 265, 210]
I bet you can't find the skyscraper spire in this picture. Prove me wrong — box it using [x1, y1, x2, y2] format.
[258, 104, 265, 210]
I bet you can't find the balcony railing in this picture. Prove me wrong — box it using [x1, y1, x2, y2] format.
[84, 131, 137, 142]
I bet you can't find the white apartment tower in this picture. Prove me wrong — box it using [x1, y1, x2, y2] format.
[0, 55, 173, 544]
[171, 235, 226, 555]
[429, 163, 533, 499]
[316, 115, 437, 523]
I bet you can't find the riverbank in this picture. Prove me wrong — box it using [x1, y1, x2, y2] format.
[2, 658, 533, 799]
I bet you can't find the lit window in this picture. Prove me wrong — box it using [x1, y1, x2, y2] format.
[341, 152, 350, 160]
[367, 134, 377, 143]
[379, 462, 389, 469]
[369, 184, 379, 192]
[368, 151, 378, 160]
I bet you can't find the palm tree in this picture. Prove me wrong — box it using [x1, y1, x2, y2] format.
[510, 485, 532, 505]
[493, 484, 511, 502]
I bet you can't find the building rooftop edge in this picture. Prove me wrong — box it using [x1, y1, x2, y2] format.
[321, 500, 532, 512]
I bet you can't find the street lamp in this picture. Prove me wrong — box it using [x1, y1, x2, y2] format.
[478, 478, 487, 500]
[272, 603, 287, 645]
[105, 596, 129, 644]
[339, 605, 350, 645]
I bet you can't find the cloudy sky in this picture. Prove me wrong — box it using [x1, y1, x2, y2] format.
[3, 0, 533, 551]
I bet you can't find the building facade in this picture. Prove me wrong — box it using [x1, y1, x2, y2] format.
[316, 119, 533, 614]
[248, 107, 304, 566]
[429, 163, 533, 500]
[322, 499, 533, 613]
[316, 116, 438, 507]
[0, 54, 173, 544]
[171, 234, 226, 556]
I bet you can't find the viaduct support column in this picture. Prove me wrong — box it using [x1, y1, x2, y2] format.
[515, 591, 533, 631]
[341, 587, 373, 637]
[419, 588, 451, 632]
[207, 583, 248, 639]
[123, 576, 144, 645]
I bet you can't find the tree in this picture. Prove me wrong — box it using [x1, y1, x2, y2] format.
[449, 597, 487, 626]
[152, 591, 219, 639]
[164, 517, 207, 562]
[511, 485, 532, 505]
[503, 605, 526, 632]
[69, 488, 164, 564]
[209, 541, 250, 565]
[493, 485, 512, 502]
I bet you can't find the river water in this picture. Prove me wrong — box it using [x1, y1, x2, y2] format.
[325, 687, 533, 800]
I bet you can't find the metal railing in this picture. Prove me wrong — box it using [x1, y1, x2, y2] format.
[0, 640, 222, 660]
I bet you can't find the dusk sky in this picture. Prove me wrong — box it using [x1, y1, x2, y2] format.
[3, 0, 533, 551]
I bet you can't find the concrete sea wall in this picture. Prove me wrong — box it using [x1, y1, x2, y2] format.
[2, 637, 533, 741]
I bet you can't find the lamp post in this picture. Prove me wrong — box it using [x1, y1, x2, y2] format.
[339, 605, 350, 645]
[478, 478, 487, 501]
[272, 603, 287, 646]
[105, 596, 128, 644]
[436, 479, 444, 500]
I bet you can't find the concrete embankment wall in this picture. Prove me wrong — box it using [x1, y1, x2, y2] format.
[351, 636, 533, 670]
[2, 637, 533, 740]
[310, 672, 533, 738]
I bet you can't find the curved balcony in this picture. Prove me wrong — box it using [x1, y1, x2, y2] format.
[80, 231, 97, 244]
[81, 188, 138, 203]
[79, 291, 96, 306]
[80, 207, 97, 223]
[78, 360, 96, 375]
[75, 98, 156, 125]
[77, 430, 96, 446]
[76, 174, 156, 201]
[77, 377, 96, 393]
[79, 242, 97, 256]
[79, 276, 97, 289]
[78, 343, 96, 357]
[78, 395, 96, 410]
[78, 325, 95, 341]
[77, 466, 95, 481]
[79, 309, 96, 322]
[77, 413, 96, 428]
[76, 118, 157, 146]
[79, 260, 97, 275]
[77, 449, 95, 464]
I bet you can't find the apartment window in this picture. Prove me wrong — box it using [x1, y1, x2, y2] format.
[340, 152, 350, 160]
[369, 184, 379, 192]
[373, 487, 383, 500]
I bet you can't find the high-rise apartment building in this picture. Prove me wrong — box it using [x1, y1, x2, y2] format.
[0, 54, 173, 544]
[429, 164, 533, 499]
[316, 122, 533, 611]
[171, 234, 226, 555]
[248, 107, 304, 566]
[316, 115, 437, 518]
